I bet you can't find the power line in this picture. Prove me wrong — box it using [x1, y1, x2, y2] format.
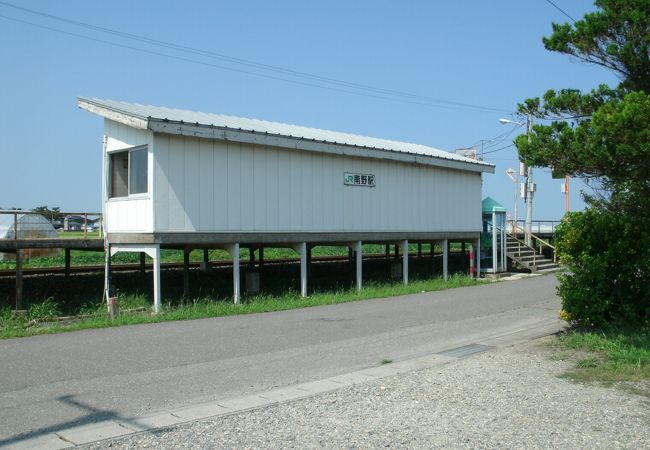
[544, 0, 576, 22]
[0, 1, 511, 114]
[2, 14, 512, 114]
[465, 124, 519, 158]
[481, 126, 518, 150]
[482, 143, 515, 155]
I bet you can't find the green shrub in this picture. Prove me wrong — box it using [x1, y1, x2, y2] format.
[555, 209, 650, 327]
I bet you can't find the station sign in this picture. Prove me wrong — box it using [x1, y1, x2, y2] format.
[344, 172, 375, 187]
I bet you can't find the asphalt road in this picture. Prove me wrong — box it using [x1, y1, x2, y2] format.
[0, 274, 560, 446]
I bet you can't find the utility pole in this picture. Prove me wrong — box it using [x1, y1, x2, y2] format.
[564, 175, 570, 214]
[524, 113, 534, 247]
[499, 115, 534, 244]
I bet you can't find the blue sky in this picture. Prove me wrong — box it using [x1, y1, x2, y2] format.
[0, 1, 616, 219]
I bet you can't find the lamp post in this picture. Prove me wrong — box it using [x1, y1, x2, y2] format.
[500, 115, 534, 246]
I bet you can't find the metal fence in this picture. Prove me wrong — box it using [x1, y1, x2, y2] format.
[0, 210, 103, 240]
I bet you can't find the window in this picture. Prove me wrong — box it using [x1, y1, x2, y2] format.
[129, 147, 148, 195]
[109, 146, 148, 198]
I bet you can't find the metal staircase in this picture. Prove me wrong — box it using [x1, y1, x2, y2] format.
[506, 234, 560, 273]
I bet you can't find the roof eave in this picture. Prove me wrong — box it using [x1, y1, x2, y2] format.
[77, 97, 149, 130]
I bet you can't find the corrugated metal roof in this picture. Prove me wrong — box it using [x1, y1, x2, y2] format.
[78, 97, 493, 170]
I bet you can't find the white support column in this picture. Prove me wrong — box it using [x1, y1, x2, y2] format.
[352, 241, 362, 291]
[501, 225, 507, 272]
[225, 243, 241, 303]
[110, 244, 162, 313]
[400, 239, 409, 284]
[475, 238, 481, 277]
[442, 239, 448, 281]
[492, 211, 498, 273]
[291, 243, 308, 297]
[152, 245, 161, 313]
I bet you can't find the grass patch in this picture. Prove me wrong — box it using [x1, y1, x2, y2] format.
[0, 274, 483, 339]
[555, 327, 650, 383]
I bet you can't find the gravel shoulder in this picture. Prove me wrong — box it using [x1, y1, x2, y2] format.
[85, 337, 650, 449]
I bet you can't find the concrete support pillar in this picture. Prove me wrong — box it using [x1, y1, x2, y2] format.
[475, 238, 481, 277]
[352, 241, 362, 291]
[417, 243, 422, 258]
[385, 244, 390, 261]
[15, 248, 23, 311]
[291, 243, 308, 298]
[225, 244, 240, 304]
[430, 242, 435, 258]
[64, 248, 71, 278]
[442, 239, 448, 281]
[492, 211, 498, 274]
[201, 248, 210, 272]
[249, 247, 256, 267]
[400, 240, 408, 284]
[306, 245, 312, 283]
[501, 228, 507, 272]
[139, 252, 146, 277]
[183, 248, 190, 298]
[152, 246, 161, 313]
[259, 247, 264, 268]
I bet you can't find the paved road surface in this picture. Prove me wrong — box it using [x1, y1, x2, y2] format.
[0, 275, 560, 446]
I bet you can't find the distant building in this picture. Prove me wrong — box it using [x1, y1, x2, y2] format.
[454, 147, 479, 161]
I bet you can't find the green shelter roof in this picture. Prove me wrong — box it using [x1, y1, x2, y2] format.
[482, 196, 507, 213]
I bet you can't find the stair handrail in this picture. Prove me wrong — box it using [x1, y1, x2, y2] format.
[529, 231, 556, 264]
[502, 227, 535, 268]
[495, 225, 557, 268]
[504, 223, 556, 264]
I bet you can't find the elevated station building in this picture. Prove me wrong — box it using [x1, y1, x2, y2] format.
[78, 97, 494, 310]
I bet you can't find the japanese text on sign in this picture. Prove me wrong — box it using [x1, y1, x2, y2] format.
[344, 172, 375, 187]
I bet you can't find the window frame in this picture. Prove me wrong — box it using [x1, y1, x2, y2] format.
[107, 145, 149, 200]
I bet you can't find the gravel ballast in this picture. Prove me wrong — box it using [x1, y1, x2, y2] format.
[85, 338, 650, 449]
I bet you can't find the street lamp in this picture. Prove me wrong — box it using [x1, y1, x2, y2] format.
[500, 115, 534, 246]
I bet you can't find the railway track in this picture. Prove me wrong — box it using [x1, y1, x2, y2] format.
[0, 252, 446, 278]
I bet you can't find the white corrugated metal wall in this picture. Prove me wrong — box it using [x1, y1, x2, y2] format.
[151, 133, 482, 233]
[104, 119, 154, 232]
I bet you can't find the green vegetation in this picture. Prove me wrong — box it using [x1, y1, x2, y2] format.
[554, 328, 650, 383]
[1, 247, 474, 312]
[516, 0, 650, 327]
[31, 205, 64, 222]
[56, 231, 101, 239]
[0, 275, 483, 339]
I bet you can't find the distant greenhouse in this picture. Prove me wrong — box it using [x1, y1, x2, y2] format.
[0, 214, 59, 260]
